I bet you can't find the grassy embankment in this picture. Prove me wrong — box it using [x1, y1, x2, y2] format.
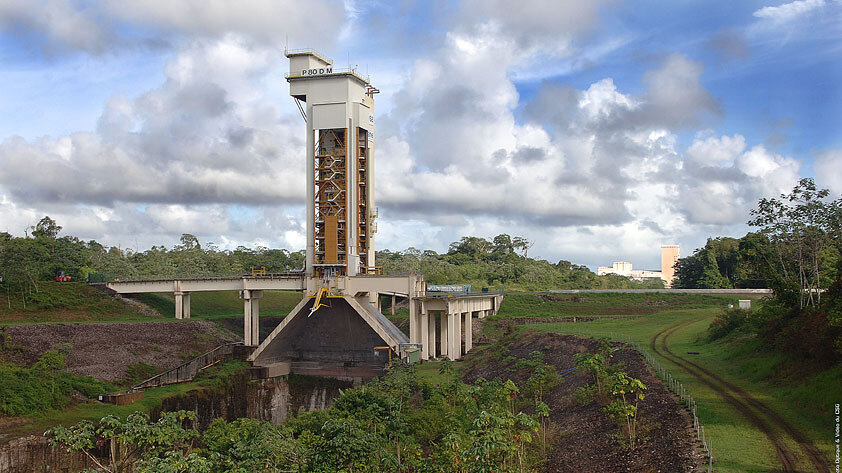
[0, 282, 149, 323]
[135, 290, 302, 320]
[494, 292, 838, 473]
[0, 281, 302, 325]
[1, 361, 249, 441]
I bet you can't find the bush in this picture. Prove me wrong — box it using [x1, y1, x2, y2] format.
[708, 307, 750, 340]
[0, 351, 110, 416]
[124, 362, 159, 385]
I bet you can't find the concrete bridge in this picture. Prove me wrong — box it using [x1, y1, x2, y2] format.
[105, 274, 503, 371]
[106, 274, 306, 346]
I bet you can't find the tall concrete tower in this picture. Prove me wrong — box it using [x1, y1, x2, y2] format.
[661, 245, 680, 287]
[286, 49, 379, 281]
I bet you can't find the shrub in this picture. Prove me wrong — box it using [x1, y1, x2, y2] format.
[124, 363, 159, 385]
[708, 307, 750, 340]
[0, 352, 110, 416]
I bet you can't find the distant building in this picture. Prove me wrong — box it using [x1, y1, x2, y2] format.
[660, 245, 680, 287]
[597, 245, 680, 287]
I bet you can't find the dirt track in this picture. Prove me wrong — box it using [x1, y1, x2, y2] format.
[651, 319, 829, 473]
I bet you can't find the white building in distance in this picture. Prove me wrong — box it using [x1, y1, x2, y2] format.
[598, 245, 680, 286]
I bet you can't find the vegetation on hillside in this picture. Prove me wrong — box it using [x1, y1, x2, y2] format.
[0, 348, 111, 416]
[49, 363, 555, 473]
[674, 178, 841, 293]
[1, 219, 661, 310]
[694, 179, 842, 361]
[377, 234, 664, 291]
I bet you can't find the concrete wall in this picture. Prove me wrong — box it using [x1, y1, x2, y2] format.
[0, 437, 93, 473]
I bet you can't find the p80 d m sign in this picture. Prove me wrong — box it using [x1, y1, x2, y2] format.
[302, 67, 333, 76]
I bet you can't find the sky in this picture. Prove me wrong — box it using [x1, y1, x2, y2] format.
[0, 0, 840, 271]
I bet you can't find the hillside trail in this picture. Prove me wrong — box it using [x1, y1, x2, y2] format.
[650, 318, 829, 473]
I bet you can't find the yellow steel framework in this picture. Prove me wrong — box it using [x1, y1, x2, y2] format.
[314, 129, 348, 275]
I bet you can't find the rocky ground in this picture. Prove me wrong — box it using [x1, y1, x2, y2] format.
[462, 332, 703, 473]
[3, 321, 238, 381]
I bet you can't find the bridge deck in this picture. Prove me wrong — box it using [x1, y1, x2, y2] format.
[104, 274, 306, 293]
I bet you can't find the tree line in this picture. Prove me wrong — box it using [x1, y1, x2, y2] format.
[673, 178, 842, 301]
[377, 234, 664, 291]
[0, 221, 662, 309]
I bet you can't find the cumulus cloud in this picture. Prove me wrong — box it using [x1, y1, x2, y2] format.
[456, 0, 614, 56]
[814, 149, 842, 194]
[0, 35, 305, 207]
[0, 0, 813, 268]
[101, 0, 347, 44]
[0, 0, 112, 54]
[753, 0, 826, 24]
[677, 135, 800, 224]
[0, 0, 348, 55]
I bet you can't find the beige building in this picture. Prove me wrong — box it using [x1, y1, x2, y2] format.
[598, 245, 680, 286]
[660, 245, 680, 287]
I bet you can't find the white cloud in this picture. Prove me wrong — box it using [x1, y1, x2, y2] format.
[814, 149, 842, 194]
[0, 0, 111, 54]
[754, 0, 825, 24]
[677, 137, 800, 225]
[0, 35, 304, 208]
[0, 0, 817, 270]
[0, 0, 349, 55]
[685, 134, 746, 166]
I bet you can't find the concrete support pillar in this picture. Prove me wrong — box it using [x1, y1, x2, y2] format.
[250, 298, 260, 346]
[427, 310, 437, 359]
[409, 299, 420, 345]
[241, 290, 263, 346]
[439, 312, 448, 358]
[464, 311, 473, 353]
[452, 310, 462, 360]
[174, 291, 183, 319]
[183, 292, 191, 319]
[420, 311, 429, 361]
[243, 294, 252, 345]
[391, 294, 396, 315]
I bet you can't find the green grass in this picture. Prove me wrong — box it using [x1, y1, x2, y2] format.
[0, 282, 150, 324]
[5, 361, 249, 438]
[136, 290, 302, 319]
[495, 292, 738, 319]
[494, 293, 836, 473]
[414, 360, 466, 386]
[0, 284, 303, 326]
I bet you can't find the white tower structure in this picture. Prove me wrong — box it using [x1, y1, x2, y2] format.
[286, 49, 379, 280]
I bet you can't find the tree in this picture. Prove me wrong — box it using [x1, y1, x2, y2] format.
[492, 234, 514, 255]
[748, 178, 839, 308]
[48, 411, 201, 473]
[177, 234, 200, 251]
[31, 216, 62, 239]
[512, 236, 534, 257]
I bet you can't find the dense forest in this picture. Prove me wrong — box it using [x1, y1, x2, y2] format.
[0, 219, 663, 308]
